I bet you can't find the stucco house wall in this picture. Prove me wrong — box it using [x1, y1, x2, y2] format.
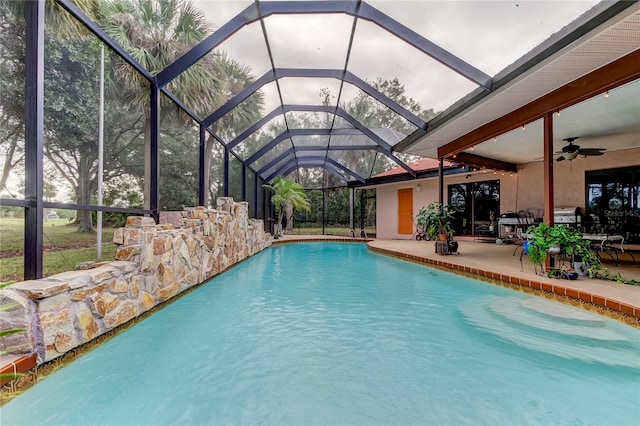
[375, 147, 640, 239]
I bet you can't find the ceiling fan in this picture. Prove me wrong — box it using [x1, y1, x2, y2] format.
[556, 137, 606, 162]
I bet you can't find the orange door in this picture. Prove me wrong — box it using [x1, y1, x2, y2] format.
[397, 188, 414, 234]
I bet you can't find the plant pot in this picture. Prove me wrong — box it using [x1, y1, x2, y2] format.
[435, 241, 449, 254]
[523, 240, 533, 254]
[448, 241, 459, 253]
[438, 233, 448, 241]
[574, 262, 588, 276]
[547, 244, 561, 254]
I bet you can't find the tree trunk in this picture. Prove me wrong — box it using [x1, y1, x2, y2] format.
[285, 203, 294, 231]
[274, 207, 284, 238]
[74, 155, 94, 233]
[0, 136, 21, 192]
[204, 134, 215, 207]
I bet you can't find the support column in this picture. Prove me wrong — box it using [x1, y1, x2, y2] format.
[150, 80, 160, 223]
[254, 173, 259, 217]
[223, 146, 229, 197]
[24, 0, 45, 280]
[438, 158, 444, 204]
[198, 124, 206, 206]
[543, 112, 555, 225]
[543, 112, 555, 271]
[360, 189, 365, 234]
[349, 187, 355, 231]
[241, 164, 247, 201]
[322, 188, 326, 235]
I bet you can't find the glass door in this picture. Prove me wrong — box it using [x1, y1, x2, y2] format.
[448, 179, 500, 236]
[448, 183, 472, 235]
[586, 166, 640, 243]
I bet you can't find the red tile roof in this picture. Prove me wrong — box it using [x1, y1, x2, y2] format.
[374, 157, 454, 177]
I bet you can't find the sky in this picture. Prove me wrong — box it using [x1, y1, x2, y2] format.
[192, 0, 601, 114]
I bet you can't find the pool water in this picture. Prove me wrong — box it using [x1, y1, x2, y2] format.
[2, 243, 639, 425]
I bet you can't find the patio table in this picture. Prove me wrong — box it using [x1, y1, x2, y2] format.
[582, 233, 635, 265]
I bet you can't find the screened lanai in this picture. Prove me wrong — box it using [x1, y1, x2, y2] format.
[1, 0, 639, 280]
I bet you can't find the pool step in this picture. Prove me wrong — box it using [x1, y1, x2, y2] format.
[489, 297, 633, 348]
[459, 296, 640, 369]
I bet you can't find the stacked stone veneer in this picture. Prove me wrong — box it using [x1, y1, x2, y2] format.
[0, 198, 271, 365]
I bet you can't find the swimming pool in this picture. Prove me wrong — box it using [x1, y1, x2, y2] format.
[2, 242, 639, 425]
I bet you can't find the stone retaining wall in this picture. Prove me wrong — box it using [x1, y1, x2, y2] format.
[0, 198, 271, 365]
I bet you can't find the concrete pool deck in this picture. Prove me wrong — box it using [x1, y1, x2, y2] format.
[274, 235, 640, 320]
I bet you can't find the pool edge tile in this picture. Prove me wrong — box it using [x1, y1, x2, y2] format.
[0, 353, 36, 387]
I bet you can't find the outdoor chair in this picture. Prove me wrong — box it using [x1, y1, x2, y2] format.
[519, 237, 533, 272]
[526, 207, 544, 224]
[512, 210, 532, 256]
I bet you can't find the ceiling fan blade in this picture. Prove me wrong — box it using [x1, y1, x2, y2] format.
[556, 155, 566, 162]
[579, 148, 606, 155]
[562, 144, 580, 153]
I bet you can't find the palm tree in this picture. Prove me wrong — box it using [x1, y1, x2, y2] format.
[264, 176, 311, 238]
[205, 52, 263, 206]
[98, 0, 224, 210]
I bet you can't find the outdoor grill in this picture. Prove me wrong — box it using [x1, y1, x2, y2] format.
[554, 207, 581, 224]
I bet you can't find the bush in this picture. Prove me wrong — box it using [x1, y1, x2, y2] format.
[91, 211, 130, 228]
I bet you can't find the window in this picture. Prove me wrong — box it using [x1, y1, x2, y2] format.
[448, 180, 500, 236]
[586, 166, 640, 243]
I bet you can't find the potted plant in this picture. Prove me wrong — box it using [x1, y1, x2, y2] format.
[416, 202, 454, 241]
[525, 223, 596, 276]
[416, 202, 457, 254]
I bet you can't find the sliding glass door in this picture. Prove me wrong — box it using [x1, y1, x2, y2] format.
[586, 166, 639, 243]
[448, 180, 500, 236]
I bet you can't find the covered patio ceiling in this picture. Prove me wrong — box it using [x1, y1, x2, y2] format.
[61, 0, 640, 185]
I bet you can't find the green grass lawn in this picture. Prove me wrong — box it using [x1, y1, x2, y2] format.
[1, 245, 118, 283]
[0, 218, 117, 283]
[0, 218, 115, 252]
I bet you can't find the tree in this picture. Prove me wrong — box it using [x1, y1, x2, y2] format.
[43, 33, 148, 232]
[99, 0, 223, 210]
[0, 0, 100, 195]
[100, 0, 264, 210]
[0, 2, 28, 194]
[205, 53, 263, 206]
[338, 77, 438, 177]
[43, 35, 106, 232]
[263, 176, 311, 238]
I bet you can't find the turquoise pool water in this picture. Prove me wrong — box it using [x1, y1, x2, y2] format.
[2, 242, 639, 425]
